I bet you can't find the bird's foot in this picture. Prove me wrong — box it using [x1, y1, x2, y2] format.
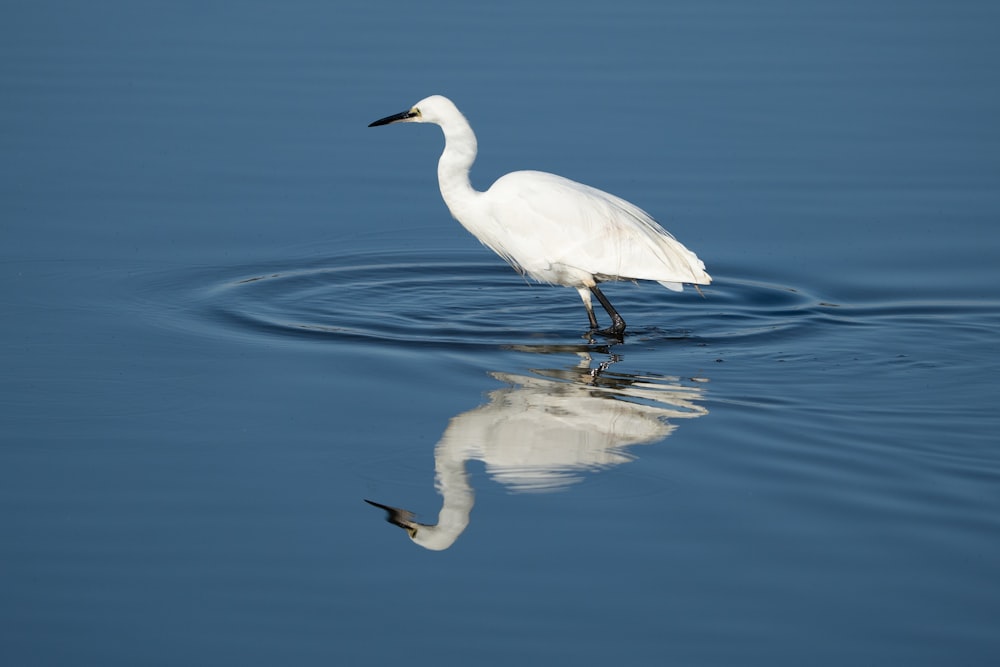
[590, 328, 624, 341]
[590, 315, 626, 340]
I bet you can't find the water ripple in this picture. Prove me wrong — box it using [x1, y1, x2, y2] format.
[167, 249, 843, 350]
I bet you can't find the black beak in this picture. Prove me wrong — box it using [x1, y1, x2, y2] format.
[365, 499, 416, 529]
[368, 109, 418, 127]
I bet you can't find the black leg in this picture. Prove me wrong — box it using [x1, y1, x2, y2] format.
[583, 300, 599, 329]
[576, 287, 600, 329]
[589, 285, 626, 336]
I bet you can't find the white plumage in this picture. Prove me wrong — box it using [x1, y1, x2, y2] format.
[369, 95, 710, 335]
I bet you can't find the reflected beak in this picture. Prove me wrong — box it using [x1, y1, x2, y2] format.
[368, 109, 419, 127]
[365, 499, 420, 537]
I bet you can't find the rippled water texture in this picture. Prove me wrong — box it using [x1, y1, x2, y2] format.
[181, 249, 825, 348]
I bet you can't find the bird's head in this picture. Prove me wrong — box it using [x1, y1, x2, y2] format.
[368, 95, 460, 128]
[365, 498, 465, 551]
[364, 498, 423, 540]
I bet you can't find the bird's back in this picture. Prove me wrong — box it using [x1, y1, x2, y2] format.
[475, 171, 711, 290]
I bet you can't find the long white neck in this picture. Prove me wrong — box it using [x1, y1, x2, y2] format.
[411, 429, 475, 551]
[436, 111, 480, 220]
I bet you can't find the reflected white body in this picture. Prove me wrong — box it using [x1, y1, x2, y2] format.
[369, 95, 711, 330]
[367, 356, 708, 550]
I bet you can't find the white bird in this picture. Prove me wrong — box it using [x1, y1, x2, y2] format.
[365, 357, 709, 550]
[368, 95, 711, 336]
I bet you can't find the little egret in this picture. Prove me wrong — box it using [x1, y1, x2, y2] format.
[368, 95, 711, 336]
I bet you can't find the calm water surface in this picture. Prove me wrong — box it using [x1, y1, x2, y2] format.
[3, 1, 999, 665]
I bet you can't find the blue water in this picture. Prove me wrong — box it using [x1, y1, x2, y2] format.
[3, 1, 1000, 665]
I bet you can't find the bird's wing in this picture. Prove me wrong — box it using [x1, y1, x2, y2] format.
[484, 171, 710, 286]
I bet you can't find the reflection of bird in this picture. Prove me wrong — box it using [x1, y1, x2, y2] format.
[365, 356, 707, 550]
[368, 95, 711, 336]
[364, 500, 420, 538]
